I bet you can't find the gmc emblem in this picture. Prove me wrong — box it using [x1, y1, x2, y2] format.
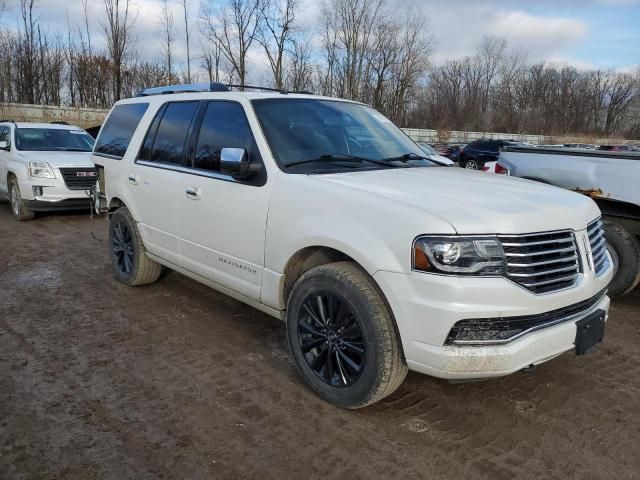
[76, 171, 97, 177]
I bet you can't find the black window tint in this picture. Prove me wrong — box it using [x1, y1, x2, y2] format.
[95, 103, 149, 158]
[0, 127, 9, 144]
[148, 101, 199, 165]
[194, 102, 257, 172]
[139, 104, 166, 160]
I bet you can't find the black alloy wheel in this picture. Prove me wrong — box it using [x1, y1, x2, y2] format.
[111, 219, 135, 277]
[297, 292, 366, 388]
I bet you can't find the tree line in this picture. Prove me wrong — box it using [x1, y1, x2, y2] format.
[0, 0, 638, 138]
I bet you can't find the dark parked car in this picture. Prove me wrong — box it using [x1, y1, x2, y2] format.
[459, 140, 528, 170]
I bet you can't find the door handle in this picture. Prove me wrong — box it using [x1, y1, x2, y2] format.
[185, 186, 201, 200]
[128, 174, 139, 185]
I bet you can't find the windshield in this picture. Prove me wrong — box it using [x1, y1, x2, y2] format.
[251, 98, 432, 171]
[15, 128, 95, 152]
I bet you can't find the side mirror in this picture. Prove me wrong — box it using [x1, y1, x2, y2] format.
[0, 141, 9, 151]
[220, 147, 260, 179]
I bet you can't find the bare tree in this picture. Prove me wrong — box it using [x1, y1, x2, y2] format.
[257, 0, 297, 89]
[180, 0, 192, 82]
[102, 0, 136, 101]
[159, 0, 175, 76]
[201, 0, 264, 87]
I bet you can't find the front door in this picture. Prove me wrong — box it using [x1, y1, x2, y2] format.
[0, 127, 11, 196]
[178, 101, 272, 301]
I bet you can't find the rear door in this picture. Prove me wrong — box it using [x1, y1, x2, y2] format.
[178, 101, 271, 300]
[131, 101, 201, 266]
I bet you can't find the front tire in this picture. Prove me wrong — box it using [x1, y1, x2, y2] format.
[603, 220, 640, 297]
[286, 262, 407, 409]
[109, 207, 162, 286]
[8, 177, 35, 221]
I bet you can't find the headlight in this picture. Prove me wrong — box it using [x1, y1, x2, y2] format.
[413, 236, 506, 275]
[27, 161, 56, 179]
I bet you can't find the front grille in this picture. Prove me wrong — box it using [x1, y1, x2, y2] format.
[445, 288, 607, 345]
[59, 167, 98, 190]
[498, 230, 580, 294]
[587, 218, 609, 276]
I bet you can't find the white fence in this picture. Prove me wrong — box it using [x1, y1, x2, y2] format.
[402, 128, 640, 146]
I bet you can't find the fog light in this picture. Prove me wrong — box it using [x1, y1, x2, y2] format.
[32, 186, 43, 197]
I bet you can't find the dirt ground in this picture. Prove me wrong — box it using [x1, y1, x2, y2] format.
[1, 206, 639, 480]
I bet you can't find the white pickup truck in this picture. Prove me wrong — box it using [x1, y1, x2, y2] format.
[92, 84, 613, 408]
[498, 147, 640, 297]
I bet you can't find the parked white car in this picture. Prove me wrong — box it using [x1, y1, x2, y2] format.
[0, 121, 96, 220]
[93, 84, 613, 408]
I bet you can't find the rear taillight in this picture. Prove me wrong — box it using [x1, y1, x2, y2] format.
[495, 163, 510, 175]
[482, 166, 489, 171]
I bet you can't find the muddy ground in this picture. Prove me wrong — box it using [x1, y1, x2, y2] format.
[0, 205, 639, 480]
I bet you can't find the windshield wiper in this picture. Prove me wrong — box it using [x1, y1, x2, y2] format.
[381, 152, 451, 167]
[285, 153, 405, 169]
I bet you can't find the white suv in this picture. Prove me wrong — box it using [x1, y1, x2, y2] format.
[93, 84, 613, 408]
[0, 121, 96, 220]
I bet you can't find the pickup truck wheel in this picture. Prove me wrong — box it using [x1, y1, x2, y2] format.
[8, 177, 35, 221]
[109, 208, 162, 286]
[286, 262, 407, 409]
[603, 221, 640, 297]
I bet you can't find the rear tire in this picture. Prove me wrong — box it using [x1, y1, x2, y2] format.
[109, 207, 162, 286]
[464, 159, 479, 170]
[286, 261, 407, 409]
[603, 220, 640, 297]
[8, 177, 35, 221]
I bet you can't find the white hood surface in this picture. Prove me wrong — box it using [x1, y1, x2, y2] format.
[315, 167, 599, 235]
[18, 151, 94, 169]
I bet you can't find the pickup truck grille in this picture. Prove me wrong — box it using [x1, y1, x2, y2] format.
[59, 167, 98, 190]
[587, 219, 609, 276]
[498, 230, 579, 294]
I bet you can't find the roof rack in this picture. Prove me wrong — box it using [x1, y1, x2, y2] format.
[137, 82, 313, 97]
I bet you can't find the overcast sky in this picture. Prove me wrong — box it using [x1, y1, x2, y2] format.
[1, 0, 639, 77]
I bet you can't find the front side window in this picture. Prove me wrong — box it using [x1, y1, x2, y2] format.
[194, 101, 259, 172]
[251, 98, 434, 173]
[15, 128, 94, 152]
[142, 101, 199, 166]
[95, 102, 148, 158]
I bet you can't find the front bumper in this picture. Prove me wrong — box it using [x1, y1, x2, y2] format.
[26, 198, 91, 211]
[18, 174, 93, 210]
[374, 255, 613, 380]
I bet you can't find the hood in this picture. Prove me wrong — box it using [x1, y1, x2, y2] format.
[18, 151, 94, 168]
[314, 167, 599, 234]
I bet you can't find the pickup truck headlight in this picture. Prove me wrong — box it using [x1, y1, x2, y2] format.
[27, 161, 56, 179]
[413, 236, 506, 275]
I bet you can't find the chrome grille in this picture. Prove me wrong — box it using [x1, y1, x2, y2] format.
[59, 167, 97, 190]
[587, 219, 609, 276]
[498, 231, 579, 294]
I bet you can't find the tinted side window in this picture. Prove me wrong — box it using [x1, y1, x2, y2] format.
[0, 127, 9, 144]
[95, 103, 149, 158]
[193, 102, 259, 172]
[147, 101, 199, 165]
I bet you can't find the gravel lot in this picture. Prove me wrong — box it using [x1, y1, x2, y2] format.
[1, 206, 639, 480]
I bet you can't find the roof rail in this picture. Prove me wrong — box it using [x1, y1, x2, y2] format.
[50, 121, 69, 125]
[138, 82, 230, 96]
[137, 82, 314, 97]
[226, 84, 314, 95]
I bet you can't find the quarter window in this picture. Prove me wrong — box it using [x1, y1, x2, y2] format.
[0, 127, 9, 145]
[95, 103, 149, 159]
[194, 102, 258, 172]
[144, 101, 199, 165]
